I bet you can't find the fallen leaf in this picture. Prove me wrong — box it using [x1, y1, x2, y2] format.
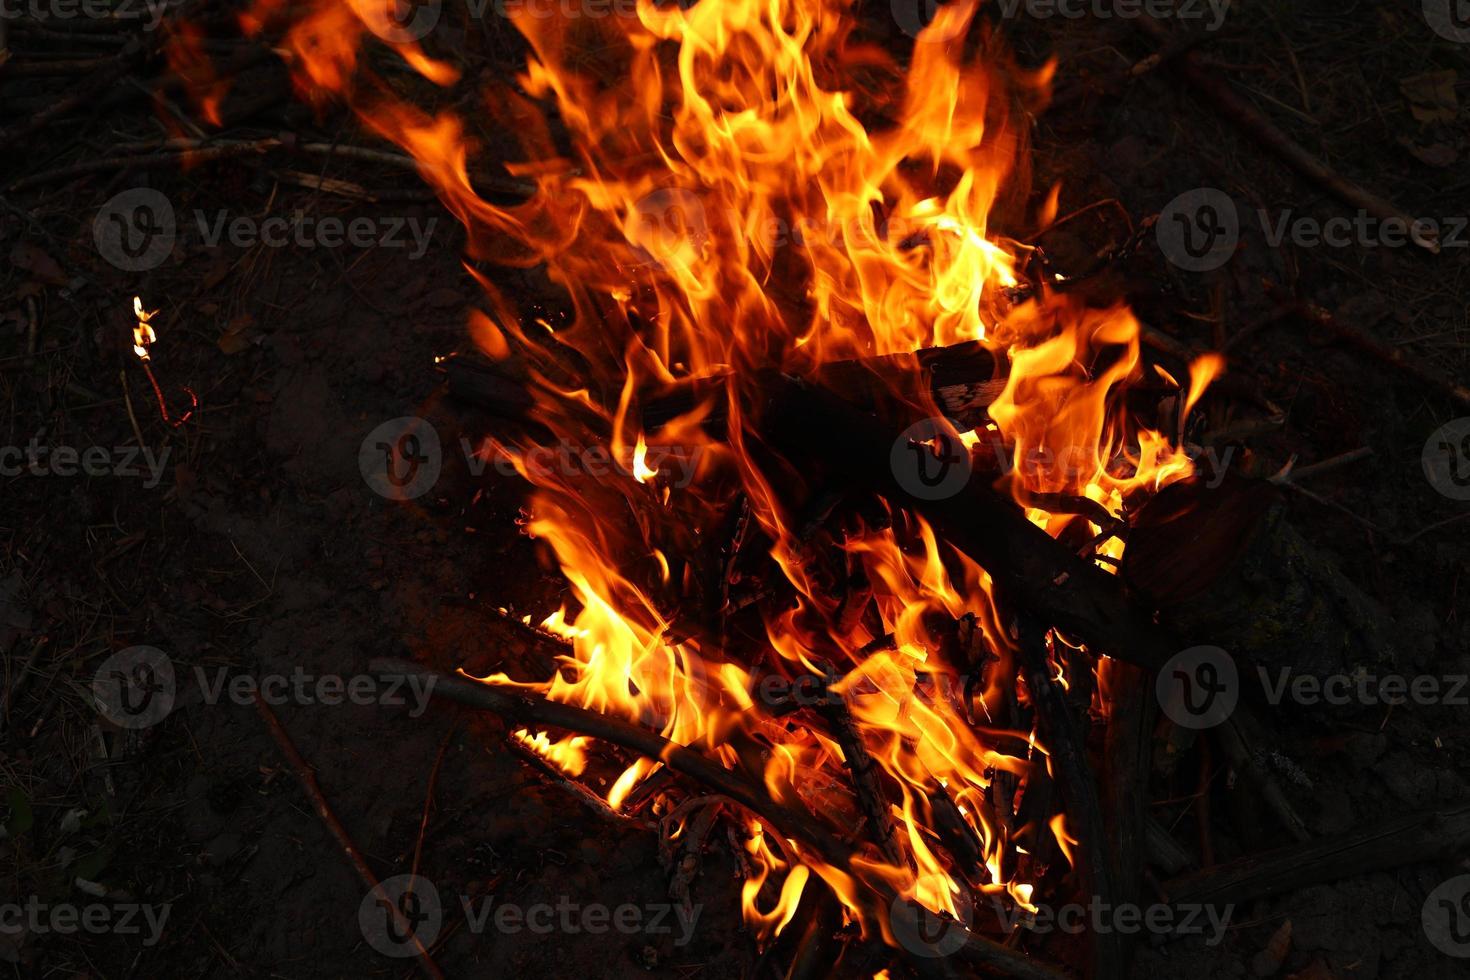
[8, 242, 65, 285]
[217, 312, 258, 354]
[1251, 918, 1292, 977]
[218, 332, 255, 354]
[1398, 137, 1459, 167]
[1286, 957, 1336, 980]
[1400, 70, 1459, 124]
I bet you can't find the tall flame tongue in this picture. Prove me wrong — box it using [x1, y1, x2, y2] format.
[206, 0, 1218, 951]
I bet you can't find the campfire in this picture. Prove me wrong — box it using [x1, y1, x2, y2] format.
[175, 0, 1232, 974]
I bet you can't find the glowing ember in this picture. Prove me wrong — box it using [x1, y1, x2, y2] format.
[128, 296, 198, 429]
[132, 296, 157, 361]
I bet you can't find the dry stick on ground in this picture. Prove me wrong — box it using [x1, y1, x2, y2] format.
[368, 657, 1074, 980]
[1261, 283, 1470, 409]
[8, 141, 286, 191]
[1134, 16, 1439, 255]
[251, 694, 446, 980]
[1213, 716, 1311, 843]
[0, 637, 48, 734]
[1273, 447, 1375, 485]
[1017, 618, 1122, 980]
[410, 724, 457, 886]
[1163, 798, 1470, 907]
[0, 58, 114, 76]
[0, 35, 152, 149]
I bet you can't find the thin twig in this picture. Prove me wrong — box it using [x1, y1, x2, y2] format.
[1263, 283, 1470, 409]
[411, 724, 457, 885]
[252, 694, 445, 980]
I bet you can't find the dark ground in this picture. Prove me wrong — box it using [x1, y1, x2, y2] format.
[1, 1, 1468, 978]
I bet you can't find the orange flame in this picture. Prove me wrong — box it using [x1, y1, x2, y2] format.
[181, 0, 1220, 952]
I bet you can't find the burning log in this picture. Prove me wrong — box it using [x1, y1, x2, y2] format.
[503, 733, 624, 824]
[1017, 619, 1123, 980]
[814, 670, 905, 868]
[370, 658, 1074, 980]
[756, 374, 1176, 674]
[1161, 799, 1470, 908]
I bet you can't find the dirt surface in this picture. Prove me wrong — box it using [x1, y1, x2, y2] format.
[2, 2, 1469, 978]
